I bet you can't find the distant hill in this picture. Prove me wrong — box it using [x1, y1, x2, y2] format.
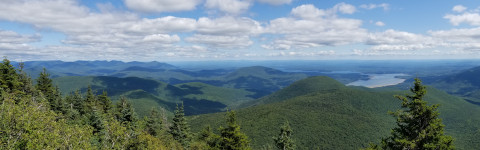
[53, 76, 255, 116]
[427, 66, 480, 103]
[189, 76, 480, 149]
[19, 60, 177, 78]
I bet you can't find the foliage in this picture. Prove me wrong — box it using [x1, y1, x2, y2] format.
[274, 121, 295, 150]
[219, 111, 251, 150]
[190, 76, 480, 149]
[368, 78, 454, 149]
[170, 103, 192, 147]
[146, 107, 163, 136]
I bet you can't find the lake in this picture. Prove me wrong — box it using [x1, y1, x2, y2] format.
[346, 73, 409, 88]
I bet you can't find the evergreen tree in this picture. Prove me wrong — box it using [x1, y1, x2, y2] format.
[146, 107, 163, 136]
[170, 103, 191, 147]
[367, 78, 454, 150]
[115, 96, 137, 125]
[85, 85, 97, 112]
[97, 91, 112, 113]
[16, 62, 35, 96]
[89, 108, 104, 135]
[198, 125, 221, 149]
[36, 68, 57, 109]
[274, 121, 295, 150]
[0, 58, 21, 94]
[219, 111, 250, 150]
[71, 90, 86, 114]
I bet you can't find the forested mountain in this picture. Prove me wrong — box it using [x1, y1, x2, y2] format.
[52, 76, 256, 116]
[3, 58, 479, 149]
[189, 76, 480, 149]
[426, 66, 480, 103]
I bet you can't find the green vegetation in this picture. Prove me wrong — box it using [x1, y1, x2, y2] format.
[274, 121, 295, 150]
[428, 66, 480, 103]
[4, 58, 480, 149]
[0, 58, 234, 149]
[190, 76, 480, 149]
[366, 78, 454, 149]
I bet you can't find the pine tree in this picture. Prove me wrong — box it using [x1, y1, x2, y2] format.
[146, 107, 163, 136]
[169, 103, 191, 147]
[0, 58, 21, 94]
[97, 91, 112, 113]
[367, 78, 454, 150]
[17, 62, 35, 96]
[85, 85, 97, 112]
[115, 96, 137, 125]
[36, 68, 57, 109]
[219, 111, 250, 150]
[274, 121, 295, 150]
[198, 125, 221, 149]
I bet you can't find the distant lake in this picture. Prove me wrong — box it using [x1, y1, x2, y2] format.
[346, 73, 409, 88]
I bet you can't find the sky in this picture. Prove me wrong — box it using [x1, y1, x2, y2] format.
[1, 0, 480, 61]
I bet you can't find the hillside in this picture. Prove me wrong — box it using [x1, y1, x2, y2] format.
[427, 66, 480, 103]
[53, 76, 255, 116]
[189, 76, 480, 149]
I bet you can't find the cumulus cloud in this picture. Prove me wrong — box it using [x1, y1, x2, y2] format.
[257, 0, 292, 5]
[360, 3, 389, 10]
[205, 0, 251, 15]
[263, 4, 366, 50]
[291, 4, 327, 19]
[185, 34, 253, 48]
[196, 16, 263, 36]
[124, 0, 201, 13]
[375, 21, 385, 26]
[366, 29, 434, 51]
[333, 2, 356, 14]
[452, 5, 467, 13]
[444, 12, 480, 26]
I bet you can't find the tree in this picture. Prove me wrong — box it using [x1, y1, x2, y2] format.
[146, 107, 163, 136]
[17, 62, 35, 96]
[219, 111, 250, 150]
[115, 96, 137, 125]
[274, 121, 295, 150]
[85, 85, 97, 112]
[36, 68, 57, 109]
[97, 91, 112, 113]
[197, 125, 221, 149]
[170, 103, 191, 147]
[0, 58, 21, 94]
[366, 78, 454, 150]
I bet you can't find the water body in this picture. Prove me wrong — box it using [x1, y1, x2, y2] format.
[347, 73, 409, 88]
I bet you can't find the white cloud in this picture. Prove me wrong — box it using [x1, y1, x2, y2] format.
[185, 34, 253, 48]
[366, 30, 435, 51]
[360, 3, 389, 10]
[375, 21, 385, 26]
[0, 30, 40, 44]
[334, 2, 356, 14]
[291, 4, 327, 19]
[452, 5, 467, 13]
[264, 4, 366, 50]
[196, 16, 263, 36]
[124, 0, 201, 13]
[444, 12, 480, 26]
[142, 34, 181, 43]
[205, 0, 251, 14]
[257, 0, 292, 5]
[126, 16, 196, 34]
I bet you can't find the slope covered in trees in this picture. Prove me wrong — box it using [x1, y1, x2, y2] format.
[53, 76, 255, 116]
[0, 58, 254, 149]
[189, 76, 480, 149]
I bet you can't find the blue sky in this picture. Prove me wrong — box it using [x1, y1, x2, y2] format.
[1, 0, 480, 61]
